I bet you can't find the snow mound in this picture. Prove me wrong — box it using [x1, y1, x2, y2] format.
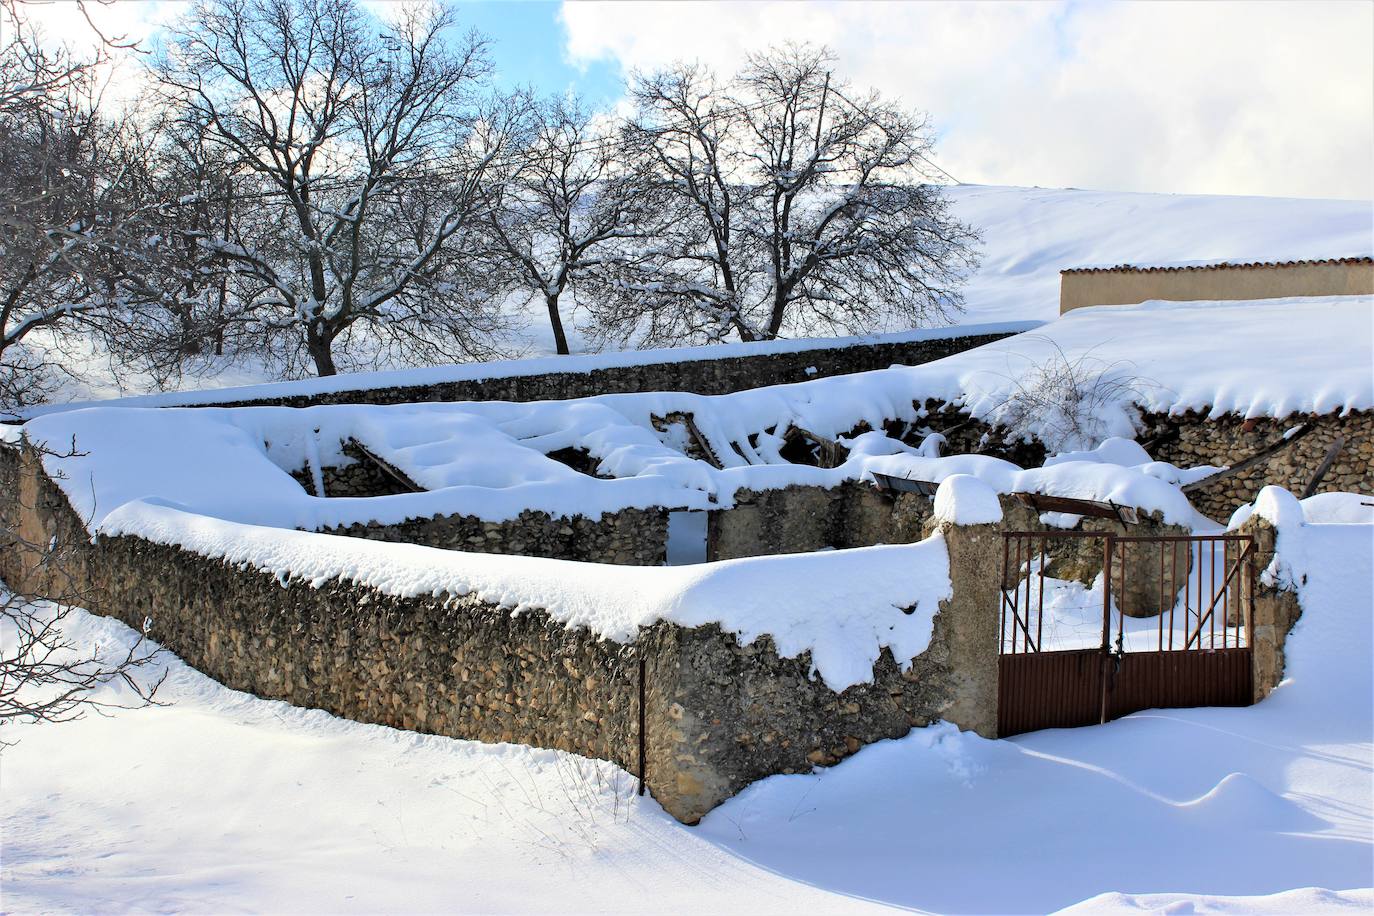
[1300, 492, 1374, 525]
[932, 474, 1003, 525]
[1180, 772, 1327, 833]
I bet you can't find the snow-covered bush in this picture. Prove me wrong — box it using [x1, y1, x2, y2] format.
[990, 340, 1157, 454]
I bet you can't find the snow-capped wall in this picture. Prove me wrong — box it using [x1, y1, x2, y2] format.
[2, 444, 1001, 824]
[16, 322, 1030, 419]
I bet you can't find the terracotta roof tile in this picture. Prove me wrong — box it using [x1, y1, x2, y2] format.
[1061, 256, 1374, 275]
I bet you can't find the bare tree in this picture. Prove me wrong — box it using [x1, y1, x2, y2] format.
[155, 0, 515, 377]
[476, 94, 659, 355]
[593, 45, 980, 348]
[92, 106, 261, 390]
[588, 62, 755, 347]
[0, 2, 165, 413]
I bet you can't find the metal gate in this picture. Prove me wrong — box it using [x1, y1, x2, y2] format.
[997, 531, 1257, 737]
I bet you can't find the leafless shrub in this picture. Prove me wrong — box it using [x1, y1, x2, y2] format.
[0, 440, 164, 743]
[989, 339, 1162, 454]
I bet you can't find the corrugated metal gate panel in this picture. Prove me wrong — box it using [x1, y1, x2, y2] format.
[997, 530, 1257, 738]
[998, 649, 1103, 738]
[1107, 649, 1253, 720]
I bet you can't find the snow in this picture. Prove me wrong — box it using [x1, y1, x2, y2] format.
[42, 294, 1361, 539]
[1044, 436, 1155, 467]
[946, 184, 1373, 325]
[1061, 888, 1373, 914]
[925, 295, 1372, 427]
[26, 300, 1370, 523]
[931, 473, 1003, 525]
[16, 319, 1038, 419]
[96, 502, 952, 692]
[20, 184, 1372, 415]
[1301, 492, 1374, 525]
[3, 506, 1369, 913]
[20, 390, 1218, 541]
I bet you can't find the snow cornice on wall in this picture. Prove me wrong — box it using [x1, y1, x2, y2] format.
[15, 321, 1039, 421]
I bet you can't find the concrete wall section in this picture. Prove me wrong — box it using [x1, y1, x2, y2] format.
[1060, 259, 1374, 314]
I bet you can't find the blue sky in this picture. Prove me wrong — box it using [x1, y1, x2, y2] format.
[450, 2, 623, 106]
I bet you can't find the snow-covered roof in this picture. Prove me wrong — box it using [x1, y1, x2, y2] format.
[22, 291, 1367, 683]
[1062, 255, 1373, 274]
[18, 293, 1368, 539]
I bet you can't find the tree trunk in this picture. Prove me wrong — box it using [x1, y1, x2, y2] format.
[766, 286, 788, 338]
[308, 324, 337, 376]
[545, 292, 570, 355]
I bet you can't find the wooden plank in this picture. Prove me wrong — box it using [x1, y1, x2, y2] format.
[870, 472, 938, 497]
[346, 438, 423, 493]
[1013, 491, 1138, 524]
[1301, 436, 1345, 498]
[1182, 422, 1314, 493]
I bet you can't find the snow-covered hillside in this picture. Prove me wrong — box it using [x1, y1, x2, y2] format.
[2, 495, 1370, 913]
[948, 184, 1373, 325]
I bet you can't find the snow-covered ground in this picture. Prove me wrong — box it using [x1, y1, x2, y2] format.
[2, 494, 1370, 913]
[23, 183, 1373, 406]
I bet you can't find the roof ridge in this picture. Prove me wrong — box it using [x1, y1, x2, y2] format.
[1061, 255, 1374, 274]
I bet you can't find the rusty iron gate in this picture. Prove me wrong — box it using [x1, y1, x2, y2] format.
[997, 531, 1257, 737]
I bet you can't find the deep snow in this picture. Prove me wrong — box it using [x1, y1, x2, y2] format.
[1, 493, 1369, 913]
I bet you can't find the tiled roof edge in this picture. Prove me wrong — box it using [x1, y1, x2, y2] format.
[1061, 256, 1374, 275]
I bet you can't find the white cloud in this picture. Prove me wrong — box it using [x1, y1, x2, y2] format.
[10, 0, 185, 107]
[560, 0, 1374, 200]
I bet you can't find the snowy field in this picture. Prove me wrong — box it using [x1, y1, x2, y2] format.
[945, 185, 1372, 326]
[2, 496, 1371, 914]
[24, 183, 1373, 406]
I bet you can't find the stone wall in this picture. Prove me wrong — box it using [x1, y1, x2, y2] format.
[709, 481, 1187, 619]
[323, 506, 668, 566]
[127, 330, 1021, 412]
[658, 519, 1001, 817]
[708, 482, 930, 561]
[912, 401, 1371, 522]
[1139, 410, 1373, 521]
[289, 452, 415, 498]
[283, 441, 669, 565]
[2, 445, 998, 825]
[1235, 513, 1304, 702]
